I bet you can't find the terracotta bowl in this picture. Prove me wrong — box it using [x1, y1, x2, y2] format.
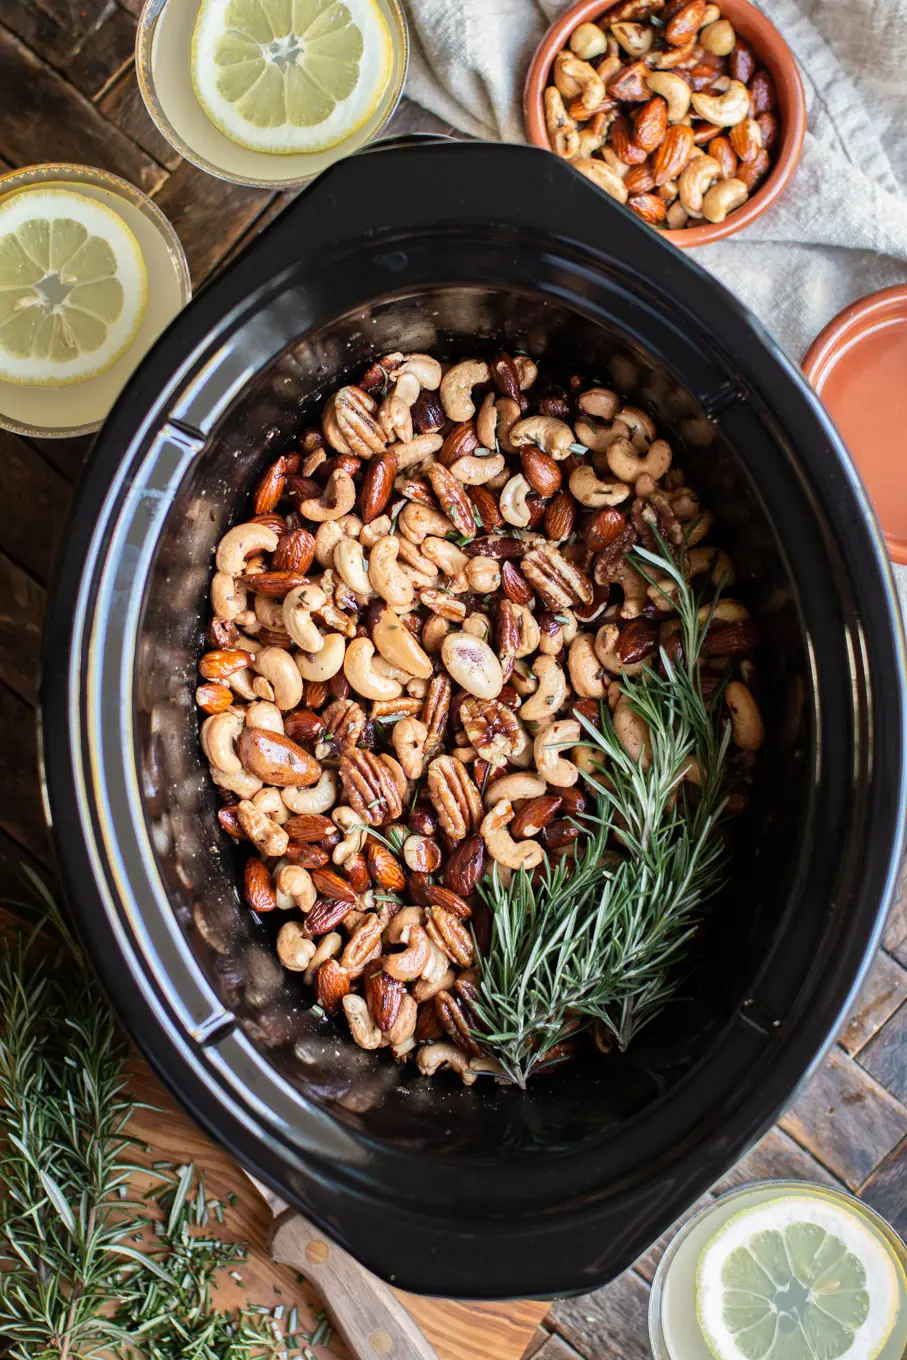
[524, 0, 807, 247]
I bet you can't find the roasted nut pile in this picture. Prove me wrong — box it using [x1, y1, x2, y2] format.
[545, 0, 779, 229]
[197, 349, 764, 1083]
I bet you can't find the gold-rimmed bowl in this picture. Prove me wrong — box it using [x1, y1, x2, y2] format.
[135, 0, 409, 190]
[0, 163, 190, 440]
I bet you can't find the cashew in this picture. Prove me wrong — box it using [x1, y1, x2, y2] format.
[484, 772, 546, 808]
[534, 720, 581, 787]
[378, 392, 413, 445]
[294, 633, 345, 683]
[465, 557, 502, 593]
[383, 925, 432, 981]
[578, 387, 620, 420]
[725, 680, 765, 751]
[368, 536, 415, 610]
[416, 1042, 477, 1084]
[500, 473, 532, 528]
[397, 507, 454, 552]
[392, 433, 445, 472]
[314, 520, 343, 567]
[211, 571, 247, 620]
[282, 768, 339, 814]
[508, 603, 541, 660]
[691, 81, 750, 127]
[421, 537, 469, 578]
[210, 764, 263, 798]
[449, 451, 507, 485]
[645, 70, 692, 122]
[297, 469, 356, 523]
[462, 612, 490, 643]
[332, 538, 372, 596]
[412, 965, 456, 1003]
[569, 464, 631, 508]
[520, 656, 568, 723]
[573, 416, 630, 455]
[568, 633, 607, 699]
[397, 352, 442, 392]
[701, 178, 749, 223]
[666, 201, 689, 230]
[570, 21, 607, 58]
[201, 710, 245, 774]
[245, 700, 284, 734]
[679, 155, 722, 214]
[215, 522, 279, 576]
[554, 53, 604, 112]
[343, 994, 387, 1050]
[594, 623, 646, 677]
[481, 801, 546, 871]
[276, 921, 317, 971]
[279, 587, 322, 653]
[697, 599, 750, 624]
[360, 515, 392, 549]
[607, 437, 672, 484]
[611, 21, 653, 57]
[614, 695, 652, 767]
[237, 800, 289, 856]
[252, 787, 289, 825]
[439, 359, 491, 422]
[372, 605, 433, 679]
[384, 906, 424, 947]
[331, 806, 368, 865]
[421, 614, 451, 653]
[303, 931, 342, 985]
[573, 157, 629, 205]
[392, 718, 428, 780]
[276, 863, 317, 912]
[252, 647, 303, 711]
[385, 994, 418, 1050]
[544, 86, 580, 159]
[510, 415, 575, 460]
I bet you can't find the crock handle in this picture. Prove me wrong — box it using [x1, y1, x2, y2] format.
[270, 1208, 441, 1359]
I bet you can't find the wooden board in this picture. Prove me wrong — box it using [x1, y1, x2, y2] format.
[127, 1060, 548, 1359]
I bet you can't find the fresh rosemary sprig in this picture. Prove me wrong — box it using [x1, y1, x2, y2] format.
[0, 872, 330, 1359]
[471, 535, 732, 1086]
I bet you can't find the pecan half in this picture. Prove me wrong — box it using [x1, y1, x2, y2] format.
[421, 674, 452, 759]
[425, 906, 475, 967]
[435, 990, 482, 1056]
[521, 542, 594, 609]
[322, 386, 386, 458]
[340, 749, 403, 826]
[426, 463, 476, 539]
[319, 698, 366, 755]
[460, 698, 522, 768]
[427, 755, 483, 841]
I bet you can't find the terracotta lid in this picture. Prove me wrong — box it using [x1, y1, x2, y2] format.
[802, 284, 907, 564]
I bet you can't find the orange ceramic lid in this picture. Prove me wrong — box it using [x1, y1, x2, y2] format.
[802, 284, 907, 564]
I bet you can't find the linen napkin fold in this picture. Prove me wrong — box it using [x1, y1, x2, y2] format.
[401, 0, 907, 365]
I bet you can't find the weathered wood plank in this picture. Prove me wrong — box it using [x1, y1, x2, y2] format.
[64, 4, 136, 98]
[520, 1328, 554, 1360]
[98, 67, 183, 171]
[21, 434, 92, 484]
[859, 1137, 907, 1242]
[779, 1047, 907, 1189]
[0, 26, 164, 192]
[712, 1125, 841, 1193]
[152, 163, 275, 285]
[0, 550, 43, 705]
[0, 682, 52, 863]
[856, 1002, 907, 1104]
[533, 1335, 586, 1360]
[549, 1272, 651, 1360]
[838, 951, 907, 1055]
[0, 0, 115, 71]
[883, 865, 907, 966]
[0, 432, 72, 585]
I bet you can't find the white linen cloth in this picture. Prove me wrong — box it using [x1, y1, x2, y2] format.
[401, 0, 907, 601]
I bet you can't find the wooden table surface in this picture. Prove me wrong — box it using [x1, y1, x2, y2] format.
[0, 7, 906, 1358]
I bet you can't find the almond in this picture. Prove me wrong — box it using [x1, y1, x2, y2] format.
[702, 621, 759, 655]
[366, 841, 406, 892]
[283, 813, 334, 842]
[426, 463, 476, 539]
[196, 682, 234, 714]
[415, 1001, 443, 1042]
[311, 868, 357, 903]
[607, 63, 652, 104]
[541, 819, 583, 851]
[305, 897, 354, 934]
[624, 162, 656, 194]
[359, 452, 398, 524]
[198, 648, 254, 680]
[609, 114, 649, 164]
[411, 389, 445, 434]
[749, 69, 776, 115]
[237, 729, 321, 788]
[653, 124, 695, 185]
[500, 560, 535, 606]
[737, 148, 770, 192]
[618, 618, 658, 662]
[218, 806, 247, 840]
[304, 679, 329, 709]
[628, 193, 667, 224]
[757, 111, 779, 153]
[729, 118, 762, 163]
[345, 851, 371, 894]
[253, 456, 294, 514]
[587, 506, 627, 550]
[491, 352, 521, 400]
[708, 134, 739, 179]
[728, 36, 756, 83]
[285, 844, 330, 868]
[315, 958, 350, 1014]
[633, 96, 668, 153]
[236, 569, 310, 596]
[544, 491, 577, 542]
[440, 420, 480, 467]
[366, 968, 404, 1032]
[520, 445, 562, 497]
[557, 784, 589, 817]
[444, 833, 485, 898]
[665, 0, 706, 45]
[510, 794, 563, 839]
[423, 883, 472, 919]
[283, 708, 325, 743]
[244, 858, 276, 913]
[469, 485, 505, 533]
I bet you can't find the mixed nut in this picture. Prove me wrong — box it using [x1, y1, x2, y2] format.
[197, 347, 765, 1083]
[544, 0, 780, 229]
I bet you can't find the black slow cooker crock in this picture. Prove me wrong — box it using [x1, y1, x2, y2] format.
[41, 142, 907, 1299]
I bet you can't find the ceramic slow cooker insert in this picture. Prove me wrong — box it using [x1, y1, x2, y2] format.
[41, 142, 907, 1299]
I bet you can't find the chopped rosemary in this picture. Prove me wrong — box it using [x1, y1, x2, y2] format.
[471, 534, 732, 1085]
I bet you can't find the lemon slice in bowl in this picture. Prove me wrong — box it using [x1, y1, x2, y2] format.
[696, 1194, 904, 1360]
[191, 0, 393, 155]
[0, 188, 147, 387]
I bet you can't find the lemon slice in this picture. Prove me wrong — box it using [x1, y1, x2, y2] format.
[696, 1195, 904, 1360]
[191, 0, 393, 155]
[0, 189, 147, 387]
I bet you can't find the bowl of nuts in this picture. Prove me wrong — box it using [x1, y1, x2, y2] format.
[524, 0, 807, 243]
[42, 141, 905, 1298]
